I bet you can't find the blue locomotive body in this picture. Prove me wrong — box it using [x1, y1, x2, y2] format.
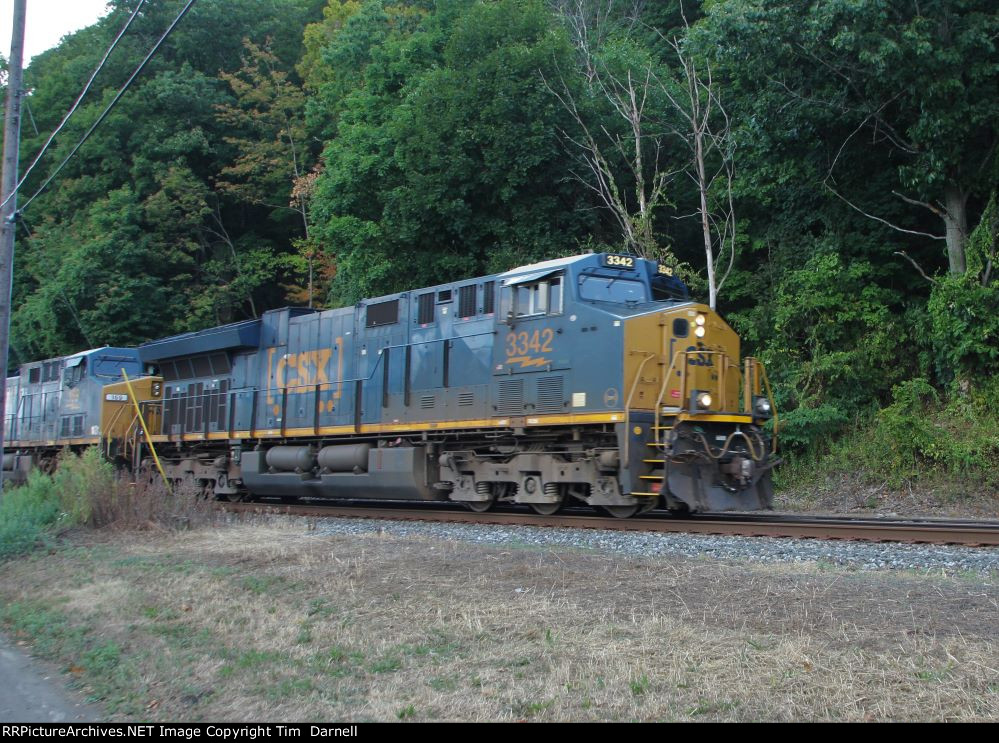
[2, 347, 144, 483]
[135, 253, 777, 514]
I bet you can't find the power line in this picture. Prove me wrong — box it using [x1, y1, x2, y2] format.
[15, 0, 199, 216]
[0, 0, 147, 212]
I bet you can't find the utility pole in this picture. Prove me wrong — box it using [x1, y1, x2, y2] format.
[0, 0, 27, 493]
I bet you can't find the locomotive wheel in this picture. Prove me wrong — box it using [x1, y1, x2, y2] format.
[602, 504, 639, 518]
[530, 501, 562, 516]
[530, 484, 565, 515]
[466, 499, 494, 513]
[636, 497, 659, 515]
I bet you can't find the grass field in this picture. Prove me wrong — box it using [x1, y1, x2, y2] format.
[1, 521, 996, 721]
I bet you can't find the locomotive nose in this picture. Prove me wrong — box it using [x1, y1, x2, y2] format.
[622, 305, 742, 415]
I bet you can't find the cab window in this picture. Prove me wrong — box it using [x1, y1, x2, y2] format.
[64, 360, 86, 388]
[578, 274, 649, 304]
[501, 274, 563, 319]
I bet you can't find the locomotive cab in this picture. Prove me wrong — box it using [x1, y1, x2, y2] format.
[484, 253, 777, 514]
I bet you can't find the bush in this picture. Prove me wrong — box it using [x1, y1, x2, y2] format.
[928, 191, 999, 386]
[0, 447, 216, 559]
[0, 470, 65, 558]
[928, 276, 999, 386]
[760, 249, 912, 452]
[0, 448, 113, 558]
[778, 376, 999, 495]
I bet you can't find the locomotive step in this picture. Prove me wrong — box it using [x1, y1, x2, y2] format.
[639, 474, 665, 480]
[628, 491, 661, 497]
[642, 458, 665, 464]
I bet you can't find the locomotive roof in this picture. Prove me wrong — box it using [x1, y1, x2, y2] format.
[496, 254, 589, 278]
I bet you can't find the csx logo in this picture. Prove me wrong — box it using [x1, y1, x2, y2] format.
[686, 342, 715, 367]
[267, 343, 344, 405]
[278, 349, 333, 386]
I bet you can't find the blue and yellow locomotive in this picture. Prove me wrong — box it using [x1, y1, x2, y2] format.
[3, 253, 778, 515]
[127, 252, 778, 514]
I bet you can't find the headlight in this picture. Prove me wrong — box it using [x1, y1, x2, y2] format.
[694, 326, 706, 338]
[697, 392, 712, 409]
[695, 314, 706, 326]
[753, 396, 772, 418]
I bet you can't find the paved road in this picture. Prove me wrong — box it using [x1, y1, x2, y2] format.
[0, 635, 102, 722]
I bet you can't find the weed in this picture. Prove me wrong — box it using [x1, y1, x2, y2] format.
[306, 598, 335, 618]
[396, 704, 416, 719]
[629, 675, 650, 696]
[369, 656, 402, 674]
[239, 575, 284, 595]
[296, 624, 314, 645]
[428, 675, 457, 692]
[513, 699, 553, 718]
[266, 678, 315, 700]
[689, 700, 739, 716]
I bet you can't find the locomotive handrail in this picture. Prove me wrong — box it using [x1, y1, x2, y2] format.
[622, 350, 657, 465]
[102, 401, 130, 457]
[653, 349, 687, 453]
[752, 358, 778, 454]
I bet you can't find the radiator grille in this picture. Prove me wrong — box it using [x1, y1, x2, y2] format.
[458, 392, 474, 406]
[420, 395, 436, 410]
[496, 379, 524, 415]
[536, 376, 564, 412]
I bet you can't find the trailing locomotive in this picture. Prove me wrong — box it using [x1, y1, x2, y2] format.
[3, 253, 778, 515]
[2, 347, 159, 482]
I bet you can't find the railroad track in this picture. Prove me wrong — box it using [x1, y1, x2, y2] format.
[217, 501, 999, 547]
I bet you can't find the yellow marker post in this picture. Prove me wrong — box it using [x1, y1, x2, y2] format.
[121, 369, 171, 494]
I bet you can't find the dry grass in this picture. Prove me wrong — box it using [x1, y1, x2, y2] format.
[776, 467, 999, 518]
[87, 475, 219, 532]
[1, 522, 997, 721]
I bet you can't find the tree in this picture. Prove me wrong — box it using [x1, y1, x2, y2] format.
[9, 0, 328, 355]
[308, 0, 595, 305]
[656, 30, 737, 310]
[545, 36, 673, 259]
[696, 0, 999, 278]
[215, 38, 320, 306]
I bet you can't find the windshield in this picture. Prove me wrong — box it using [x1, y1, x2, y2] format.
[578, 274, 649, 304]
[651, 274, 689, 302]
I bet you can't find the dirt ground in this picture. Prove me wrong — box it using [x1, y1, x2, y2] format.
[1, 521, 996, 721]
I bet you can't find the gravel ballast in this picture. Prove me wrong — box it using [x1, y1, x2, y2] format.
[312, 515, 999, 576]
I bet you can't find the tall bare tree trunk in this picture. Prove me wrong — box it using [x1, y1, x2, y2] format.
[943, 183, 968, 275]
[694, 131, 716, 309]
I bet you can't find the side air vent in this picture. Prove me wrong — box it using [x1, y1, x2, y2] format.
[420, 395, 436, 410]
[458, 392, 474, 406]
[496, 379, 524, 415]
[536, 376, 564, 413]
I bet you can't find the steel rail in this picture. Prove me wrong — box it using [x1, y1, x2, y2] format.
[217, 502, 999, 547]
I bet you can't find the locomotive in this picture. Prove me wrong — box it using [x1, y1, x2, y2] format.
[3, 253, 778, 515]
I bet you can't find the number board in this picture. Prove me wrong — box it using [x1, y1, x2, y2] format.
[657, 264, 674, 276]
[603, 254, 636, 269]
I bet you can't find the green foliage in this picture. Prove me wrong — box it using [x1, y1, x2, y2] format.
[309, 0, 596, 304]
[928, 193, 999, 383]
[779, 377, 999, 491]
[928, 276, 999, 385]
[761, 250, 909, 449]
[0, 471, 64, 559]
[12, 0, 326, 357]
[0, 448, 113, 559]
